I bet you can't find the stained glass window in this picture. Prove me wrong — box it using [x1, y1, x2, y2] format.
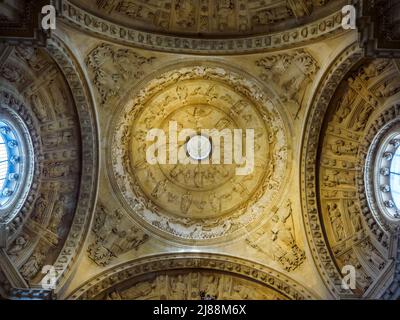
[0, 133, 8, 192]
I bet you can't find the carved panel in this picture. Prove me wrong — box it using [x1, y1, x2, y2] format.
[85, 43, 155, 106]
[0, 45, 83, 286]
[87, 203, 149, 266]
[256, 49, 319, 118]
[246, 200, 305, 272]
[43, 35, 99, 290]
[60, 0, 346, 54]
[70, 0, 333, 36]
[309, 53, 400, 296]
[103, 271, 286, 300]
[300, 43, 364, 298]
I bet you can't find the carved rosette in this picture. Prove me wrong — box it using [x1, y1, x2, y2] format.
[110, 65, 289, 242]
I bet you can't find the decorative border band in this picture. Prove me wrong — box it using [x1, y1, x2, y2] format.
[45, 35, 99, 292]
[300, 43, 364, 297]
[59, 0, 345, 55]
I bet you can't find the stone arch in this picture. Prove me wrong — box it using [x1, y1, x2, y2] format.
[66, 253, 319, 300]
[0, 34, 99, 299]
[300, 42, 363, 298]
[301, 40, 400, 298]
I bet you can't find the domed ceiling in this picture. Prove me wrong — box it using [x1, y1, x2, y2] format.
[0, 41, 98, 297]
[70, 0, 341, 37]
[2, 0, 400, 302]
[108, 63, 289, 242]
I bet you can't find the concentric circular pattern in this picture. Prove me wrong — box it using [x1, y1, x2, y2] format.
[0, 106, 34, 219]
[157, 104, 238, 194]
[0, 120, 22, 207]
[365, 118, 400, 229]
[111, 65, 288, 241]
[132, 81, 269, 220]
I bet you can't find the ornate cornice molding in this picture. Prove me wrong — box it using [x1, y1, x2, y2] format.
[300, 42, 364, 298]
[67, 0, 344, 37]
[44, 34, 99, 293]
[356, 0, 400, 58]
[58, 0, 346, 55]
[66, 253, 319, 300]
[0, 0, 51, 47]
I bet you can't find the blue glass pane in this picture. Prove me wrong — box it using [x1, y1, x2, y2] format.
[0, 119, 23, 207]
[0, 134, 7, 192]
[390, 147, 400, 209]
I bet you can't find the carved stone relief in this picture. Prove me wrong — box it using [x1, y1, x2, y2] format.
[0, 46, 82, 286]
[110, 64, 289, 242]
[87, 202, 149, 266]
[314, 57, 400, 296]
[103, 271, 286, 300]
[0, 35, 98, 297]
[42, 35, 99, 290]
[71, 0, 333, 36]
[19, 245, 47, 282]
[246, 200, 305, 272]
[60, 0, 345, 54]
[67, 254, 318, 300]
[3, 1, 400, 301]
[300, 43, 364, 298]
[256, 49, 319, 118]
[86, 43, 155, 106]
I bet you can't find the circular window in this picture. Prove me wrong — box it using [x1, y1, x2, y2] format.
[186, 135, 212, 161]
[0, 107, 34, 218]
[0, 120, 22, 206]
[374, 133, 400, 220]
[366, 121, 400, 227]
